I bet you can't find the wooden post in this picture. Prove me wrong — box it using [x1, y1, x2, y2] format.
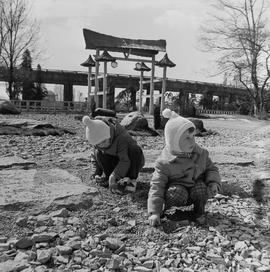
[103, 61, 107, 109]
[161, 66, 167, 112]
[139, 70, 143, 113]
[87, 66, 92, 111]
[149, 55, 155, 114]
[94, 49, 99, 106]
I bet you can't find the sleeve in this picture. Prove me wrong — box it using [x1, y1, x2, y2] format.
[90, 148, 103, 178]
[204, 150, 222, 191]
[111, 137, 131, 179]
[147, 160, 170, 215]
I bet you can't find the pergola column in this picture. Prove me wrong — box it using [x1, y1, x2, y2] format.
[80, 54, 96, 112]
[94, 49, 100, 106]
[63, 83, 73, 101]
[107, 82, 115, 110]
[95, 50, 116, 110]
[134, 62, 151, 113]
[103, 62, 107, 108]
[149, 55, 155, 114]
[130, 85, 138, 111]
[155, 53, 176, 113]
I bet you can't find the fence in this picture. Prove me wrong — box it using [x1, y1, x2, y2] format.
[9, 100, 238, 115]
[197, 109, 237, 115]
[11, 100, 88, 114]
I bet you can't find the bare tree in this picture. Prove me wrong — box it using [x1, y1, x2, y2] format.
[0, 0, 40, 100]
[200, 0, 270, 117]
[0, 0, 8, 59]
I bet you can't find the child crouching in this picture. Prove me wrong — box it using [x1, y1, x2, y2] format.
[148, 109, 221, 226]
[82, 115, 145, 194]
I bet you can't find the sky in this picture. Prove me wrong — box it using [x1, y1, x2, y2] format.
[31, 0, 219, 81]
[1, 0, 222, 99]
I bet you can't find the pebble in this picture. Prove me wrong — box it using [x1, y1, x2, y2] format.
[16, 217, 28, 227]
[36, 249, 52, 264]
[1, 116, 269, 272]
[49, 208, 69, 218]
[15, 237, 33, 249]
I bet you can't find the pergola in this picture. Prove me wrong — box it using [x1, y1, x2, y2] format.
[82, 28, 174, 114]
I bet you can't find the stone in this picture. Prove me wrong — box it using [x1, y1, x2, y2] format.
[67, 217, 81, 225]
[66, 240, 81, 250]
[56, 245, 73, 255]
[104, 237, 122, 250]
[0, 168, 95, 210]
[127, 219, 136, 227]
[134, 246, 147, 257]
[55, 255, 69, 264]
[15, 237, 33, 249]
[120, 111, 159, 136]
[106, 258, 121, 270]
[34, 226, 48, 233]
[0, 243, 9, 251]
[34, 265, 48, 272]
[183, 268, 195, 272]
[160, 268, 171, 272]
[32, 232, 57, 243]
[36, 249, 52, 264]
[21, 268, 35, 272]
[14, 251, 29, 262]
[48, 191, 97, 211]
[142, 260, 154, 269]
[188, 118, 207, 133]
[0, 237, 8, 243]
[16, 217, 28, 227]
[134, 266, 153, 272]
[0, 118, 74, 136]
[186, 246, 201, 251]
[234, 241, 247, 251]
[0, 260, 30, 271]
[0, 156, 36, 171]
[0, 100, 20, 115]
[49, 208, 69, 218]
[90, 249, 112, 258]
[36, 215, 53, 227]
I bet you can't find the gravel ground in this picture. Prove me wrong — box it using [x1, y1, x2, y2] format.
[0, 113, 269, 272]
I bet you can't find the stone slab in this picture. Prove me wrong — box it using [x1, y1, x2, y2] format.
[0, 168, 95, 208]
[0, 156, 36, 169]
[0, 118, 52, 128]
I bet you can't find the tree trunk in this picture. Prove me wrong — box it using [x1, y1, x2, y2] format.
[8, 66, 14, 100]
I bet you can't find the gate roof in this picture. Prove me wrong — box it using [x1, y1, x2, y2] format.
[83, 28, 166, 57]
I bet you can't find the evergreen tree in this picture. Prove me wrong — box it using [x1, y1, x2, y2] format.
[21, 49, 35, 100]
[21, 49, 32, 69]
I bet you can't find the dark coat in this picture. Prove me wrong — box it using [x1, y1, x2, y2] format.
[91, 117, 141, 179]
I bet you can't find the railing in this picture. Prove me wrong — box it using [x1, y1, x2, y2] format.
[197, 109, 237, 115]
[10, 100, 89, 113]
[9, 100, 238, 115]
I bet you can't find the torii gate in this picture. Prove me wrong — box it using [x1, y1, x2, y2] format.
[82, 28, 170, 114]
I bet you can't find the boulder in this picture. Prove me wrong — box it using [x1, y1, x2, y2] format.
[161, 116, 213, 136]
[0, 100, 20, 115]
[0, 118, 74, 136]
[188, 118, 206, 133]
[120, 111, 159, 136]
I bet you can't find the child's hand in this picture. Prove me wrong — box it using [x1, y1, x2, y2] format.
[149, 214, 161, 227]
[208, 183, 219, 198]
[109, 175, 118, 193]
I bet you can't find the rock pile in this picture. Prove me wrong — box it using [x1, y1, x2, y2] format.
[0, 194, 269, 272]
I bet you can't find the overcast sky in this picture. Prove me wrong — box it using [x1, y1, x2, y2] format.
[30, 0, 221, 83]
